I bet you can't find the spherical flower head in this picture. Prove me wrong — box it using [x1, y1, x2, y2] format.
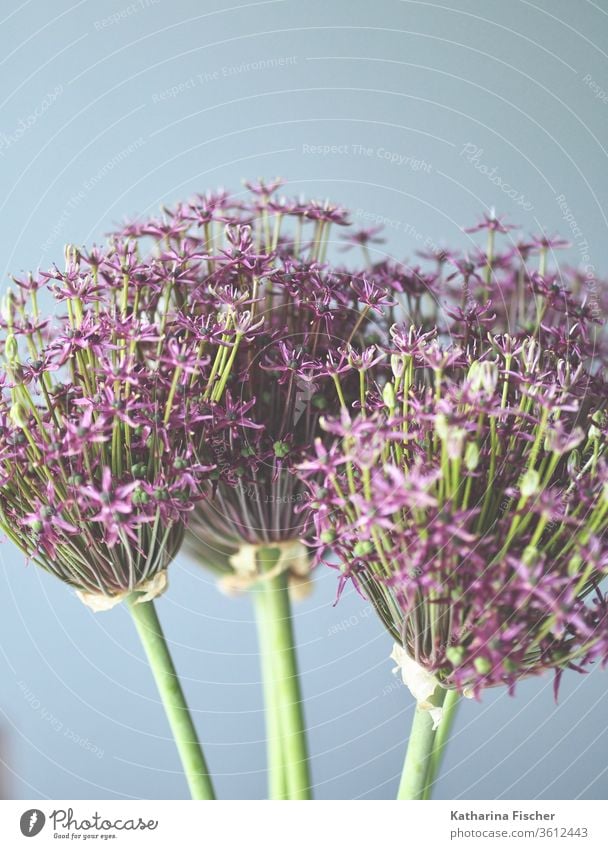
[180, 186, 395, 591]
[0, 239, 243, 608]
[302, 326, 608, 697]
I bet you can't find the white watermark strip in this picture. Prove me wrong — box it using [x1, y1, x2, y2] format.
[0, 799, 606, 846]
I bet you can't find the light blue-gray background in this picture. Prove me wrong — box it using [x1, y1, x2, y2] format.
[1, 0, 607, 801]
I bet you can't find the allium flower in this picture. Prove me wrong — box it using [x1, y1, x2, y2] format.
[168, 186, 391, 596]
[303, 330, 608, 697]
[0, 243, 248, 608]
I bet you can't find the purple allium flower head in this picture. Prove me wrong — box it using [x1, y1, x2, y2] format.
[0, 236, 250, 606]
[175, 184, 392, 592]
[301, 322, 608, 698]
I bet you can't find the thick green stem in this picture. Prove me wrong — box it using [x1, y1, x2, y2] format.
[397, 689, 447, 800]
[423, 689, 460, 799]
[258, 546, 312, 799]
[127, 597, 215, 800]
[252, 585, 287, 799]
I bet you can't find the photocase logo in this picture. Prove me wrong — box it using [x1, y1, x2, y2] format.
[19, 809, 46, 837]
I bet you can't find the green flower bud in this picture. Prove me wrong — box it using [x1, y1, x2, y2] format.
[132, 488, 150, 505]
[446, 646, 465, 666]
[567, 450, 580, 477]
[520, 468, 540, 498]
[435, 415, 465, 460]
[353, 540, 373, 557]
[273, 440, 290, 459]
[320, 529, 336, 544]
[390, 354, 405, 379]
[4, 333, 19, 364]
[434, 413, 448, 441]
[589, 411, 604, 441]
[382, 381, 396, 410]
[468, 360, 498, 395]
[9, 401, 28, 428]
[1, 289, 15, 325]
[464, 442, 480, 471]
[474, 657, 492, 675]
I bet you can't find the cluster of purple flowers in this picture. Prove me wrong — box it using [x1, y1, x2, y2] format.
[301, 324, 608, 695]
[0, 240, 247, 600]
[353, 211, 605, 368]
[178, 186, 392, 580]
[0, 181, 394, 599]
[1, 180, 607, 699]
